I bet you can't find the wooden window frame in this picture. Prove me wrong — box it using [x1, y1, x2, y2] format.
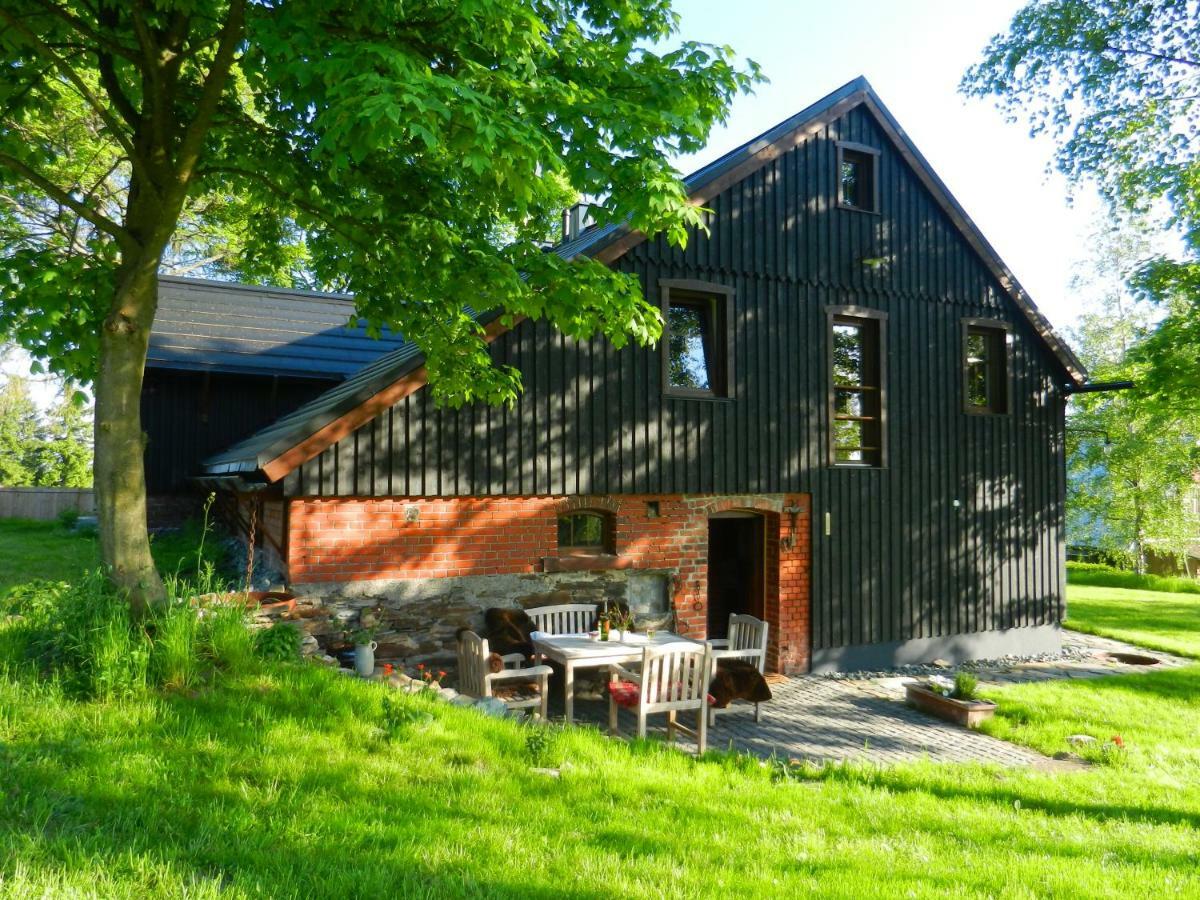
[961, 318, 1011, 415]
[659, 279, 735, 400]
[556, 509, 615, 557]
[826, 305, 888, 468]
[836, 141, 881, 214]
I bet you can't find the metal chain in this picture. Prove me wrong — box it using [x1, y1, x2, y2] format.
[244, 499, 257, 593]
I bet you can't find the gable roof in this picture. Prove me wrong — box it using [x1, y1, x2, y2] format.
[148, 276, 408, 380]
[201, 76, 1085, 482]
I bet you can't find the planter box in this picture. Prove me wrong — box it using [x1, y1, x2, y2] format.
[905, 684, 996, 729]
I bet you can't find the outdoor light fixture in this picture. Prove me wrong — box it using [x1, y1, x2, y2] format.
[781, 505, 803, 549]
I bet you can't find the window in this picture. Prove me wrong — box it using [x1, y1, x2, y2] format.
[659, 280, 733, 398]
[963, 322, 1009, 414]
[829, 311, 884, 467]
[837, 143, 879, 212]
[557, 511, 613, 554]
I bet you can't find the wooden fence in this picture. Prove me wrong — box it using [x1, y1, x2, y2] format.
[0, 487, 95, 521]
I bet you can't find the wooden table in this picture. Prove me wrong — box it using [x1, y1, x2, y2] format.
[532, 632, 694, 723]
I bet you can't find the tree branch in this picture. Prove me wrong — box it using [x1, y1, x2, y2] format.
[172, 0, 244, 193]
[0, 151, 135, 251]
[1101, 43, 1200, 70]
[0, 7, 143, 169]
[28, 0, 138, 61]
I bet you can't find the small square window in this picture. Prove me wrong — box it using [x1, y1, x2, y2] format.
[838, 144, 878, 212]
[660, 283, 731, 398]
[964, 323, 1009, 414]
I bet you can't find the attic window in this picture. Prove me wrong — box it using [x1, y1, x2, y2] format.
[963, 320, 1010, 414]
[837, 142, 879, 213]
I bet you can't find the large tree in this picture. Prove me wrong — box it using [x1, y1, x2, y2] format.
[1065, 221, 1200, 570]
[0, 1, 758, 609]
[962, 0, 1200, 405]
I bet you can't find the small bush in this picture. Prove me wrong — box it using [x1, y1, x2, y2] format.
[255, 621, 302, 662]
[56, 507, 80, 530]
[952, 672, 979, 701]
[1066, 561, 1200, 595]
[525, 724, 563, 767]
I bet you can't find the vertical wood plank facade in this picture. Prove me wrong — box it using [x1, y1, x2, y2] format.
[284, 104, 1070, 655]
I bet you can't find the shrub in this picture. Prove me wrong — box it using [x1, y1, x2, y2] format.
[525, 724, 562, 767]
[255, 621, 302, 662]
[952, 672, 979, 701]
[56, 507, 80, 529]
[1066, 561, 1200, 595]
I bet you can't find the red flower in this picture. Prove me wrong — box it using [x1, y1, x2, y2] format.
[417, 663, 425, 670]
[437, 670, 446, 679]
[1111, 735, 1125, 747]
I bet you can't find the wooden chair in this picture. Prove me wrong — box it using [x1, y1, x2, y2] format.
[456, 630, 552, 718]
[527, 603, 598, 636]
[607, 641, 712, 754]
[707, 613, 769, 725]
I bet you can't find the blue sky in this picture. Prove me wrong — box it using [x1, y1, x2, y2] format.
[667, 0, 1100, 328]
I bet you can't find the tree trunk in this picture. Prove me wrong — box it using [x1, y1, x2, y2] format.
[94, 257, 164, 612]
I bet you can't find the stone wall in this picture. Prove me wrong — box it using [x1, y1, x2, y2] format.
[280, 568, 675, 667]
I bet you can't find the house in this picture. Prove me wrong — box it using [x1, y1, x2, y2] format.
[176, 77, 1087, 673]
[142, 276, 405, 522]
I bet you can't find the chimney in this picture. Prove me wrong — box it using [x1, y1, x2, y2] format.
[561, 203, 590, 242]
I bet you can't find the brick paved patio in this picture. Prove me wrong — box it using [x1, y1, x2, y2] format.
[560, 629, 1190, 767]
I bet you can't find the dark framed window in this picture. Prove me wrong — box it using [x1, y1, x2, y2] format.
[963, 320, 1010, 414]
[659, 279, 734, 398]
[557, 511, 613, 555]
[837, 142, 880, 213]
[828, 308, 886, 467]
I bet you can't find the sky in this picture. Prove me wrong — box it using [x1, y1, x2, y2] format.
[666, 0, 1102, 328]
[4, 1, 1102, 409]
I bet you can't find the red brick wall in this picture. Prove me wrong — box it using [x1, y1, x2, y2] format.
[287, 493, 811, 672]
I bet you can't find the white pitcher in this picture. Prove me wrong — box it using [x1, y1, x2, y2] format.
[354, 641, 378, 677]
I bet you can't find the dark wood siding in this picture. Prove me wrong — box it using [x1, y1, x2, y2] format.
[283, 104, 1069, 651]
[143, 369, 335, 493]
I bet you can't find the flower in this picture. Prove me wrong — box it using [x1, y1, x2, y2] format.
[1111, 735, 1125, 747]
[437, 670, 446, 679]
[417, 663, 425, 670]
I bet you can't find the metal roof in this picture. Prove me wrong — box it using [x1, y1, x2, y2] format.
[201, 76, 1085, 480]
[148, 276, 407, 380]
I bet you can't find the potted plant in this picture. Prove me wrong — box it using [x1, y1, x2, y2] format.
[349, 627, 379, 677]
[602, 605, 634, 641]
[905, 672, 996, 728]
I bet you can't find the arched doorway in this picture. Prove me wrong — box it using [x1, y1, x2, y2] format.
[707, 511, 766, 638]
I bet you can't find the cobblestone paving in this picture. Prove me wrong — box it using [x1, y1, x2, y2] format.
[561, 630, 1191, 767]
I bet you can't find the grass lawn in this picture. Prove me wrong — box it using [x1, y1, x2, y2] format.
[1065, 583, 1200, 659]
[1, 530, 1198, 896]
[0, 518, 225, 599]
[0, 519, 98, 596]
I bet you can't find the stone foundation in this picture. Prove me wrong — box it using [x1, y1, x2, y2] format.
[272, 569, 675, 667]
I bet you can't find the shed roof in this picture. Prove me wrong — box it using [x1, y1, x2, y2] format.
[202, 76, 1086, 481]
[148, 276, 407, 380]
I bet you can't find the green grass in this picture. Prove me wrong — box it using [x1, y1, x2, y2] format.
[2, 660, 1199, 898]
[1, 524, 1199, 896]
[0, 519, 98, 596]
[1065, 583, 1200, 659]
[0, 517, 228, 599]
[1066, 561, 1200, 595]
